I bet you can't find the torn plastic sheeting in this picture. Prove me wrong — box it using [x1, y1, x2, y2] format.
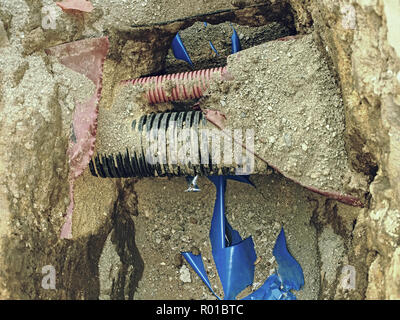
[182, 175, 304, 300]
[46, 37, 109, 239]
[202, 109, 227, 130]
[243, 228, 304, 300]
[171, 32, 193, 66]
[56, 0, 94, 13]
[242, 274, 296, 300]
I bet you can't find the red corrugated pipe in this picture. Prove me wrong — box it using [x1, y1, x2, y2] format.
[122, 66, 230, 104]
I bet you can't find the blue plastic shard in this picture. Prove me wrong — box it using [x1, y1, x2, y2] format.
[181, 252, 221, 300]
[185, 175, 200, 192]
[209, 41, 219, 56]
[203, 21, 219, 56]
[243, 229, 304, 300]
[243, 274, 296, 300]
[230, 25, 241, 54]
[213, 237, 257, 300]
[171, 32, 193, 66]
[181, 175, 304, 300]
[226, 175, 255, 188]
[273, 228, 305, 291]
[207, 176, 254, 249]
[207, 176, 257, 300]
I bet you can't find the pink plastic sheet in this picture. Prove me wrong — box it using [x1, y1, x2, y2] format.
[46, 37, 109, 239]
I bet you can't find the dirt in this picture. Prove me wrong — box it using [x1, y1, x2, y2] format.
[96, 30, 368, 204]
[202, 33, 368, 202]
[2, 0, 397, 301]
[93, 0, 235, 28]
[132, 173, 321, 300]
[80, 14, 359, 301]
[0, 42, 117, 299]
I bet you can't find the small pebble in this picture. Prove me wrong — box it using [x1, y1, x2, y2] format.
[269, 136, 276, 144]
[179, 265, 192, 283]
[190, 246, 201, 256]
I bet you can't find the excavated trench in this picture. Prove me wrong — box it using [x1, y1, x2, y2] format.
[95, 4, 367, 300]
[0, 1, 378, 301]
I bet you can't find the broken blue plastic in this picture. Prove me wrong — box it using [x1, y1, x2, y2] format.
[181, 252, 221, 299]
[182, 175, 255, 300]
[171, 32, 193, 66]
[242, 274, 296, 300]
[203, 22, 219, 56]
[208, 41, 219, 56]
[231, 25, 241, 54]
[243, 228, 304, 300]
[185, 175, 201, 192]
[182, 175, 304, 300]
[273, 228, 305, 292]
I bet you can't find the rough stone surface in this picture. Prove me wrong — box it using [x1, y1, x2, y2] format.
[319, 226, 346, 292]
[303, 0, 399, 300]
[289, 0, 400, 300]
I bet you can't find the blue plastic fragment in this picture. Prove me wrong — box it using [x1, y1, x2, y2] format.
[203, 176, 257, 299]
[171, 32, 193, 66]
[243, 274, 296, 300]
[243, 228, 304, 300]
[230, 25, 241, 54]
[181, 175, 304, 300]
[273, 228, 305, 291]
[181, 252, 221, 299]
[208, 41, 219, 56]
[209, 176, 257, 300]
[203, 22, 219, 56]
[185, 175, 200, 192]
[208, 176, 254, 249]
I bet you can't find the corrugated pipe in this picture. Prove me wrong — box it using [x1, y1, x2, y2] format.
[122, 66, 229, 103]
